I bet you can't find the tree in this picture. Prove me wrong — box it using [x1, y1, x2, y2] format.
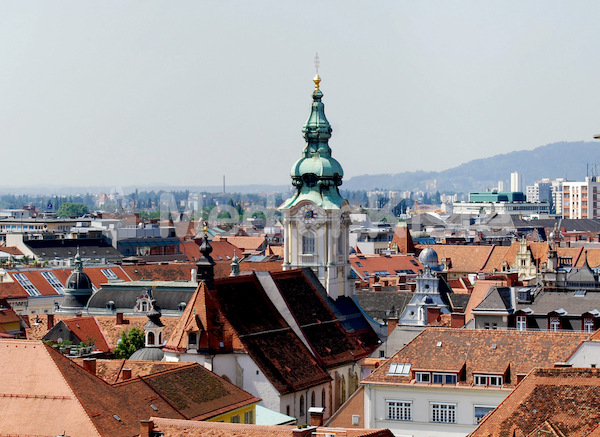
[56, 202, 89, 218]
[113, 327, 145, 359]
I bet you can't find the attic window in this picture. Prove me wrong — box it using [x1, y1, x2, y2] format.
[491, 344, 497, 349]
[575, 290, 587, 297]
[388, 363, 411, 375]
[410, 260, 419, 266]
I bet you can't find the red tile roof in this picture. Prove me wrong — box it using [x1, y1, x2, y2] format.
[180, 240, 239, 262]
[417, 245, 494, 273]
[390, 225, 415, 254]
[60, 316, 112, 353]
[0, 246, 23, 256]
[471, 368, 600, 436]
[349, 254, 422, 279]
[364, 328, 588, 389]
[213, 235, 267, 253]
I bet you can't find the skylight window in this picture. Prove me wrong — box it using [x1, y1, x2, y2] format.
[388, 363, 411, 375]
[356, 262, 363, 267]
[13, 273, 41, 296]
[101, 269, 118, 279]
[41, 271, 65, 295]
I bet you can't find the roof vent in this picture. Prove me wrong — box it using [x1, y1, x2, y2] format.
[113, 414, 121, 422]
[492, 344, 497, 349]
[150, 404, 158, 411]
[436, 341, 442, 347]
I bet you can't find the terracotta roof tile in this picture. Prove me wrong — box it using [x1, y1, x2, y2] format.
[349, 254, 422, 279]
[417, 245, 494, 273]
[464, 279, 508, 322]
[0, 246, 23, 256]
[471, 368, 600, 436]
[59, 316, 112, 352]
[180, 240, 239, 263]
[364, 328, 588, 388]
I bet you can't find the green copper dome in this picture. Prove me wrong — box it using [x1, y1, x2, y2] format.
[281, 75, 345, 210]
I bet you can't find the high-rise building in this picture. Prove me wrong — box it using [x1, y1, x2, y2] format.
[510, 171, 522, 193]
[525, 178, 565, 214]
[279, 74, 350, 300]
[563, 177, 600, 219]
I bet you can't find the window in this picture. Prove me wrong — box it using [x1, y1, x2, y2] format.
[386, 400, 412, 421]
[311, 391, 316, 407]
[484, 322, 498, 330]
[388, 363, 411, 375]
[416, 372, 431, 383]
[100, 268, 118, 279]
[474, 405, 495, 424]
[244, 410, 253, 424]
[550, 316, 560, 332]
[356, 262, 363, 267]
[230, 415, 240, 423]
[431, 402, 456, 423]
[584, 318, 595, 333]
[13, 273, 41, 296]
[516, 315, 527, 331]
[41, 271, 65, 294]
[321, 389, 326, 408]
[379, 350, 385, 358]
[188, 332, 197, 348]
[302, 235, 315, 254]
[299, 395, 305, 416]
[474, 374, 503, 387]
[432, 373, 457, 385]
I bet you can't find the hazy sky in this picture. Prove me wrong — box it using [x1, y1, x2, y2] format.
[2, 1, 600, 190]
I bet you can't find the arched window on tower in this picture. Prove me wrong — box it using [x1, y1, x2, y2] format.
[147, 331, 155, 346]
[300, 395, 305, 416]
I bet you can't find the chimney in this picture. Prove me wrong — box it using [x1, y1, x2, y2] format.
[387, 317, 399, 337]
[47, 314, 55, 329]
[191, 268, 197, 282]
[450, 313, 465, 328]
[122, 368, 132, 381]
[309, 407, 324, 427]
[116, 312, 123, 325]
[139, 420, 154, 437]
[75, 312, 82, 318]
[427, 307, 441, 324]
[292, 427, 317, 437]
[82, 358, 97, 376]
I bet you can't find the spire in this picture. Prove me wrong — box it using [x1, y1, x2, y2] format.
[195, 221, 215, 288]
[229, 249, 239, 277]
[74, 246, 83, 273]
[280, 68, 345, 210]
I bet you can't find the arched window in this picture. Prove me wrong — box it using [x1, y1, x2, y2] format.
[299, 395, 305, 416]
[178, 302, 186, 312]
[141, 301, 148, 312]
[311, 391, 316, 407]
[158, 332, 162, 344]
[302, 234, 315, 254]
[147, 331, 155, 346]
[321, 388, 326, 409]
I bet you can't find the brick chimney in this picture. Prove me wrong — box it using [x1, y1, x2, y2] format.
[47, 314, 54, 329]
[387, 317, 399, 337]
[122, 368, 132, 381]
[427, 307, 441, 324]
[139, 420, 154, 437]
[309, 407, 324, 426]
[292, 427, 317, 437]
[82, 358, 96, 376]
[116, 312, 123, 325]
[450, 313, 465, 328]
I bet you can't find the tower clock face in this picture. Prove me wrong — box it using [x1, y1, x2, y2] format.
[300, 205, 317, 224]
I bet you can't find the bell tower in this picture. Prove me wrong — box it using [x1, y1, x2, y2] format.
[279, 72, 350, 300]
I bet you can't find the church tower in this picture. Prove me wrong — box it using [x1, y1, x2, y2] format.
[279, 73, 350, 300]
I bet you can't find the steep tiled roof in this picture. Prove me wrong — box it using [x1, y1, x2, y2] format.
[212, 274, 332, 394]
[27, 314, 181, 350]
[0, 339, 261, 436]
[465, 279, 508, 322]
[471, 368, 600, 436]
[72, 358, 192, 384]
[0, 246, 23, 256]
[364, 328, 588, 388]
[354, 290, 413, 320]
[271, 270, 377, 367]
[390, 225, 415, 254]
[417, 245, 494, 273]
[57, 316, 112, 352]
[326, 385, 365, 428]
[213, 235, 267, 253]
[180, 240, 239, 263]
[139, 364, 260, 420]
[349, 254, 422, 279]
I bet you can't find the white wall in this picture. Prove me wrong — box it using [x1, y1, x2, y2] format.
[365, 384, 509, 437]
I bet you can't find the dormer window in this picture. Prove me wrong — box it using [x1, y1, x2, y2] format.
[474, 374, 503, 387]
[433, 373, 457, 385]
[187, 332, 197, 349]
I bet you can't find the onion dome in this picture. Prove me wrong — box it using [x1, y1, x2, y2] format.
[418, 247, 440, 270]
[280, 74, 345, 210]
[58, 247, 94, 311]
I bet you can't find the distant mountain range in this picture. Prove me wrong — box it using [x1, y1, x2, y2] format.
[343, 141, 600, 193]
